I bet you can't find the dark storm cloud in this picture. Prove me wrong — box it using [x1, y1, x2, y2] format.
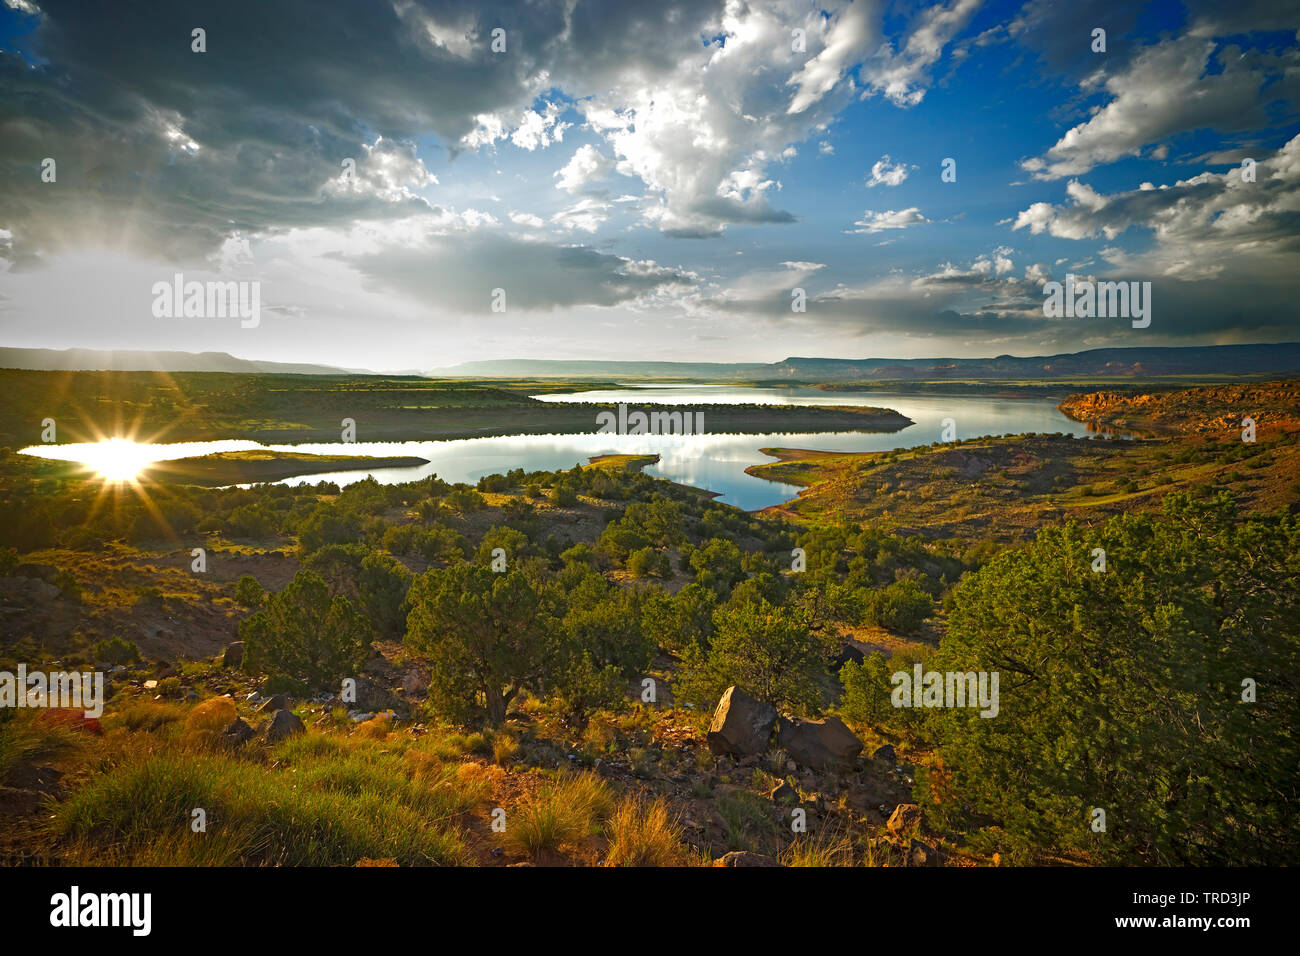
[0, 0, 726, 264]
[346, 232, 697, 313]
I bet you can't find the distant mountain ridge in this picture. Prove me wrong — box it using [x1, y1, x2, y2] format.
[430, 343, 1300, 381]
[5, 343, 1298, 381]
[0, 348, 362, 375]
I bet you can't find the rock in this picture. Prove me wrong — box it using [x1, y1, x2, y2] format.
[221, 642, 243, 669]
[776, 715, 863, 772]
[0, 577, 60, 602]
[347, 676, 400, 712]
[223, 718, 256, 745]
[887, 803, 923, 837]
[14, 562, 58, 583]
[713, 851, 781, 868]
[402, 671, 424, 696]
[872, 744, 897, 766]
[142, 680, 158, 690]
[183, 690, 200, 703]
[266, 708, 304, 742]
[257, 694, 290, 713]
[908, 839, 941, 867]
[706, 686, 777, 757]
[831, 641, 865, 669]
[770, 781, 799, 807]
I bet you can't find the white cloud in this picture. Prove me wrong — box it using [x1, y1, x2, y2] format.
[1014, 135, 1300, 280]
[1021, 36, 1299, 179]
[555, 144, 616, 193]
[866, 155, 912, 188]
[551, 198, 612, 233]
[786, 0, 875, 115]
[861, 0, 982, 107]
[850, 207, 929, 233]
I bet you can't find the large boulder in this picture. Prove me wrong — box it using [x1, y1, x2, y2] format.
[706, 686, 777, 757]
[223, 717, 256, 746]
[346, 675, 400, 712]
[776, 715, 863, 772]
[257, 693, 290, 713]
[266, 708, 305, 742]
[221, 642, 243, 669]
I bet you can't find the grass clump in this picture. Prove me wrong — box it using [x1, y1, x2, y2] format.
[52, 732, 482, 866]
[604, 796, 684, 867]
[501, 772, 613, 858]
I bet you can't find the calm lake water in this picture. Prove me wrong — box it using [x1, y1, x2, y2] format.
[21, 387, 1093, 511]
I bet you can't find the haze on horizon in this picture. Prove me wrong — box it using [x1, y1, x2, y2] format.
[1, 0, 1298, 371]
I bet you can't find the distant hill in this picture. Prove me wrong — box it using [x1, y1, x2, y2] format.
[430, 343, 1300, 382]
[428, 358, 773, 379]
[0, 348, 361, 375]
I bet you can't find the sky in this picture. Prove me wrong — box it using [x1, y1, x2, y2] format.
[1, 0, 1298, 371]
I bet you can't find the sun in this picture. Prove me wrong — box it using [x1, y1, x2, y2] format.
[85, 437, 153, 483]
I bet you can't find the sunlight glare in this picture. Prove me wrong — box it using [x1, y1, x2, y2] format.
[85, 437, 153, 483]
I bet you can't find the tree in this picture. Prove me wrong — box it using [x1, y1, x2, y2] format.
[689, 537, 745, 594]
[405, 564, 553, 725]
[303, 544, 411, 640]
[640, 582, 716, 655]
[240, 570, 370, 690]
[677, 599, 829, 713]
[929, 494, 1300, 865]
[559, 572, 654, 678]
[859, 578, 933, 633]
[233, 574, 264, 606]
[626, 546, 671, 579]
[839, 652, 895, 727]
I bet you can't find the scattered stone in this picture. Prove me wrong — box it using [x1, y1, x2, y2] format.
[142, 680, 158, 690]
[183, 691, 200, 704]
[908, 839, 942, 867]
[887, 803, 923, 837]
[706, 686, 777, 757]
[266, 708, 304, 742]
[349, 712, 374, 722]
[872, 744, 897, 766]
[257, 694, 290, 713]
[776, 715, 863, 772]
[402, 671, 424, 696]
[714, 851, 781, 868]
[770, 781, 799, 807]
[223, 718, 256, 745]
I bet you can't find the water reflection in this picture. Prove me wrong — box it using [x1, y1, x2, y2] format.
[18, 389, 1096, 510]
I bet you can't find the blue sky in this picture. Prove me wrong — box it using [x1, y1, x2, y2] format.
[1, 0, 1297, 370]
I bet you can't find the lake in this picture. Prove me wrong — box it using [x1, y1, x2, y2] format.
[21, 387, 1095, 511]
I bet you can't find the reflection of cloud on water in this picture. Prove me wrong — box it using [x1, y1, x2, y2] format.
[20, 393, 1091, 511]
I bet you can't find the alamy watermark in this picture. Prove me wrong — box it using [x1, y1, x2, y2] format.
[0, 665, 105, 718]
[1042, 274, 1150, 328]
[151, 273, 261, 328]
[596, 404, 705, 435]
[891, 664, 999, 718]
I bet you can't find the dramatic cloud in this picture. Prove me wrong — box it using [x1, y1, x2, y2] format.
[1021, 34, 1300, 180]
[0, 0, 1294, 365]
